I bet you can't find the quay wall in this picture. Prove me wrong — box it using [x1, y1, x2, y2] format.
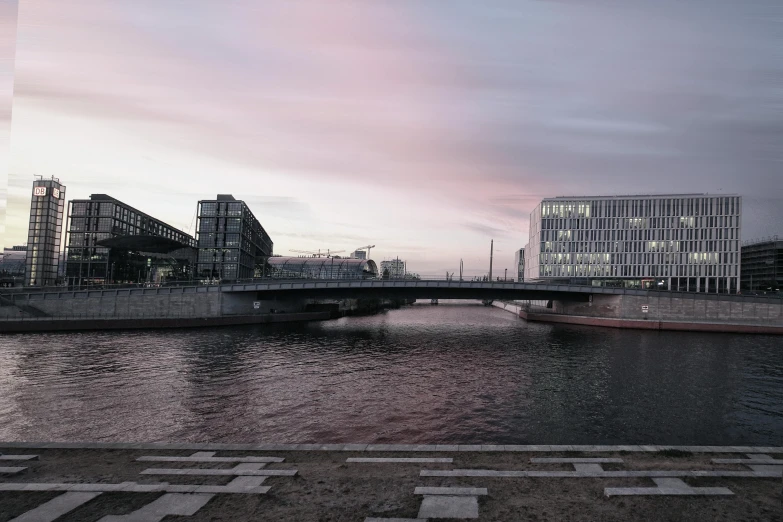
[552, 294, 783, 326]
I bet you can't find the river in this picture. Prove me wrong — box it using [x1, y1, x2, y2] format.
[0, 302, 781, 445]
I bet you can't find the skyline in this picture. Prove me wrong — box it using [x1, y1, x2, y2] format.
[2, 0, 782, 275]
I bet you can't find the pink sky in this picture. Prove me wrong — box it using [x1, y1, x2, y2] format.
[2, 0, 781, 275]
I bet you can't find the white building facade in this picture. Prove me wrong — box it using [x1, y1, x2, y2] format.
[524, 194, 741, 293]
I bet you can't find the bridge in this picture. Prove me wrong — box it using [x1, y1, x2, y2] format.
[2, 278, 756, 304]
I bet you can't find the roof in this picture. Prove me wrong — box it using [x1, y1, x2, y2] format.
[69, 194, 194, 241]
[544, 193, 739, 201]
[96, 235, 196, 254]
[266, 256, 378, 278]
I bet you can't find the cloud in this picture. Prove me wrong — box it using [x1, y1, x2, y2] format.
[3, 0, 782, 266]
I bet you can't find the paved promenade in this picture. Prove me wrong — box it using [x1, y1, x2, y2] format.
[1, 443, 781, 521]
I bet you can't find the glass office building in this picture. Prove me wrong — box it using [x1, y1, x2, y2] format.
[25, 177, 66, 286]
[65, 194, 196, 286]
[524, 194, 742, 293]
[195, 195, 273, 281]
[740, 236, 782, 293]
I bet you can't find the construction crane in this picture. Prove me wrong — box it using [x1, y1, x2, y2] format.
[289, 249, 345, 258]
[354, 244, 376, 259]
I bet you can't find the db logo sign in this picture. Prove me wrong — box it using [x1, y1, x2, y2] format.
[34, 186, 47, 197]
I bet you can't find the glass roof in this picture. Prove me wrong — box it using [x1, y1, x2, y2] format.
[266, 257, 378, 279]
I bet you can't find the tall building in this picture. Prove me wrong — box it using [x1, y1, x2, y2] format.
[352, 250, 367, 260]
[741, 236, 782, 293]
[524, 194, 741, 293]
[195, 195, 273, 281]
[514, 248, 525, 282]
[65, 194, 196, 286]
[26, 176, 66, 286]
[380, 259, 405, 279]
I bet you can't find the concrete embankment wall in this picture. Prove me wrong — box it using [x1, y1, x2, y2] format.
[0, 288, 409, 332]
[554, 294, 783, 326]
[523, 294, 783, 334]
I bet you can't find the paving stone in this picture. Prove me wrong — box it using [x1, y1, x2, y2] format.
[712, 458, 782, 465]
[746, 453, 773, 460]
[512, 445, 552, 452]
[294, 444, 322, 450]
[749, 465, 783, 473]
[605, 481, 733, 497]
[458, 445, 482, 452]
[226, 476, 268, 489]
[141, 468, 297, 476]
[573, 463, 604, 473]
[137, 456, 283, 463]
[318, 444, 345, 451]
[531, 458, 623, 463]
[9, 491, 101, 522]
[639, 445, 660, 452]
[549, 445, 575, 452]
[0, 466, 26, 475]
[348, 457, 453, 463]
[366, 444, 396, 451]
[98, 493, 214, 522]
[411, 444, 438, 452]
[435, 444, 459, 452]
[480, 445, 504, 452]
[189, 451, 216, 458]
[364, 518, 422, 522]
[193, 485, 271, 494]
[342, 444, 369, 451]
[652, 478, 691, 489]
[0, 455, 38, 461]
[414, 487, 488, 496]
[727, 446, 757, 453]
[418, 495, 479, 519]
[233, 463, 266, 471]
[420, 469, 782, 479]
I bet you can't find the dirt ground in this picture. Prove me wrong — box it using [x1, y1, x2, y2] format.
[1, 448, 782, 521]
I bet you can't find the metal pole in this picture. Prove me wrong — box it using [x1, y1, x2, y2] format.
[489, 239, 494, 282]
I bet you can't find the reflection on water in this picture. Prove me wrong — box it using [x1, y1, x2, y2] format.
[1, 302, 781, 444]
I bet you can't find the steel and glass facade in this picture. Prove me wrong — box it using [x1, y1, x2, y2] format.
[26, 177, 66, 286]
[196, 195, 273, 281]
[266, 256, 378, 279]
[740, 237, 782, 292]
[65, 194, 195, 286]
[514, 248, 525, 282]
[525, 194, 742, 293]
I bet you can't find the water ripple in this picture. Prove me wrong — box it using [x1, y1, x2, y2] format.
[0, 302, 781, 445]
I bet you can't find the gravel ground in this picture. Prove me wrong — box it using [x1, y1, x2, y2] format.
[1, 448, 781, 521]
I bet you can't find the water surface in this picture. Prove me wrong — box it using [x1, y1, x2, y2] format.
[1, 302, 781, 445]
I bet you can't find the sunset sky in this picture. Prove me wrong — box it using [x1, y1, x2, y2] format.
[1, 0, 781, 276]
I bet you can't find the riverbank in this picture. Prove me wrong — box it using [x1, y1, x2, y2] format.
[0, 311, 333, 334]
[518, 309, 783, 335]
[1, 443, 780, 521]
[490, 299, 783, 334]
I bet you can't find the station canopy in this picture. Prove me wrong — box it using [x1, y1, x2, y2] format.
[266, 256, 378, 279]
[96, 235, 194, 254]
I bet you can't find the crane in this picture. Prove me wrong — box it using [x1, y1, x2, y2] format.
[289, 249, 345, 258]
[354, 244, 376, 259]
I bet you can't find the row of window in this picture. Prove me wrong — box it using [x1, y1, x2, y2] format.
[538, 215, 739, 231]
[540, 227, 739, 244]
[536, 251, 739, 266]
[536, 264, 738, 278]
[539, 197, 740, 219]
[538, 239, 739, 255]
